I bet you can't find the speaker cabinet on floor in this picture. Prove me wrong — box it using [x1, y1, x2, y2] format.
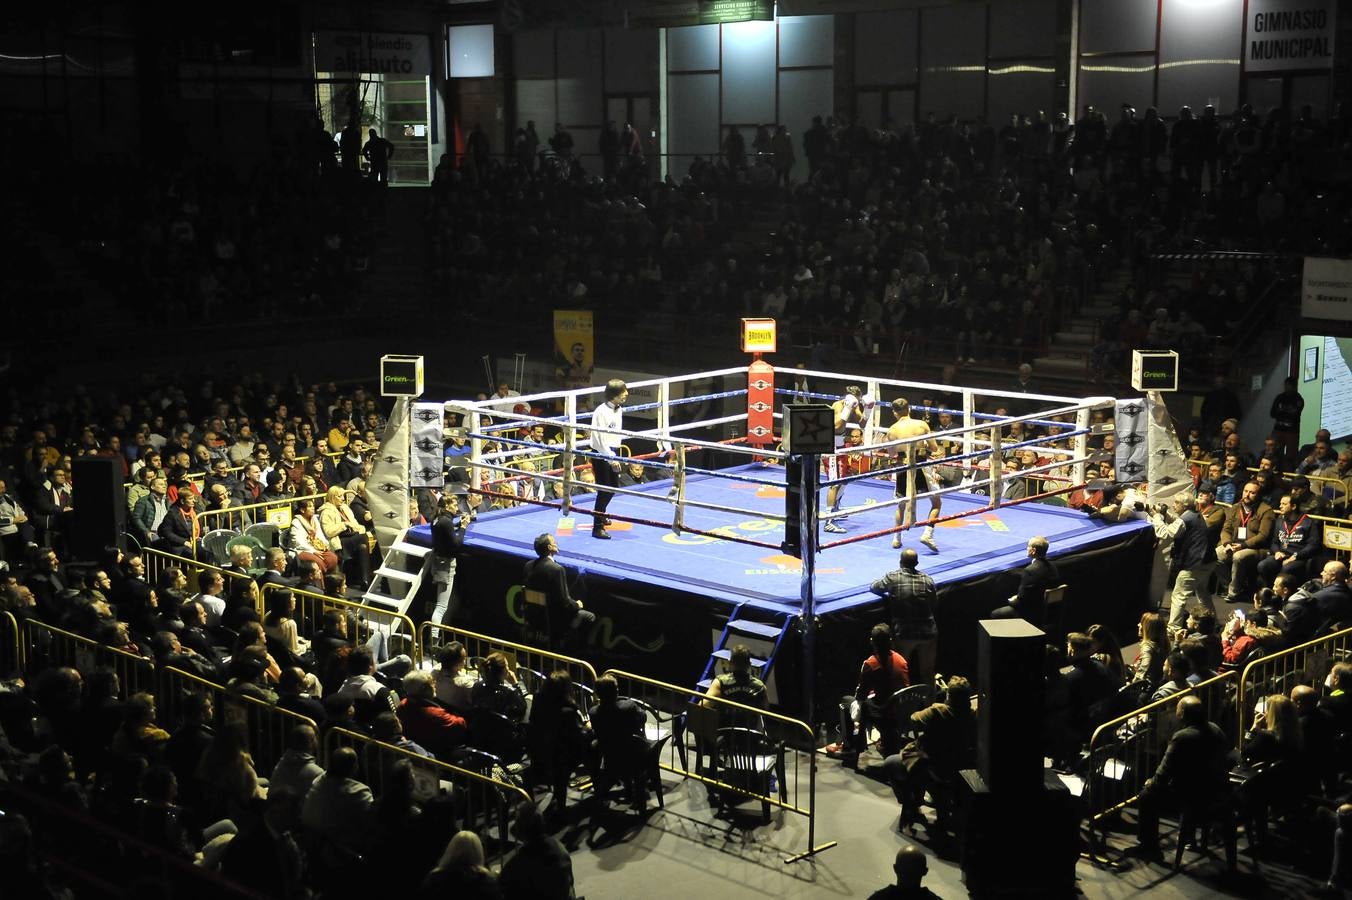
[71, 456, 125, 560]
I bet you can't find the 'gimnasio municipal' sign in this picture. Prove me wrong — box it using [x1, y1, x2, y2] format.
[1245, 0, 1335, 72]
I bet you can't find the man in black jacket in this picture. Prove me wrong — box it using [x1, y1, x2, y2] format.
[523, 532, 595, 652]
[990, 535, 1058, 628]
[871, 548, 939, 682]
[1152, 492, 1215, 632]
[1130, 695, 1235, 863]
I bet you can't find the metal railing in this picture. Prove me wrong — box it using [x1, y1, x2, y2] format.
[156, 665, 318, 775]
[1236, 625, 1352, 754]
[322, 726, 532, 867]
[141, 546, 259, 612]
[198, 491, 328, 533]
[1084, 671, 1238, 844]
[18, 617, 157, 697]
[0, 611, 18, 678]
[601, 668, 834, 863]
[419, 622, 598, 689]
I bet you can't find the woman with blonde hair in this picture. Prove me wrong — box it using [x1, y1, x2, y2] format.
[420, 830, 500, 898]
[319, 485, 370, 589]
[1128, 612, 1169, 690]
[1240, 692, 1306, 851]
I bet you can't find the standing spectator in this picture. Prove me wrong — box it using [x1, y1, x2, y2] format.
[866, 844, 942, 900]
[363, 128, 395, 185]
[770, 125, 795, 186]
[301, 746, 372, 854]
[870, 548, 939, 682]
[1269, 376, 1304, 459]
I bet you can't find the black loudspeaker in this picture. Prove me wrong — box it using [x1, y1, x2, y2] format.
[71, 457, 126, 560]
[976, 618, 1046, 794]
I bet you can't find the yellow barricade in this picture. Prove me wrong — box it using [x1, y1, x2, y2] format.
[198, 491, 327, 533]
[1237, 625, 1352, 753]
[1084, 672, 1238, 840]
[322, 726, 531, 866]
[157, 666, 318, 775]
[601, 668, 834, 863]
[0, 611, 19, 677]
[262, 583, 418, 663]
[19, 618, 157, 697]
[419, 622, 597, 692]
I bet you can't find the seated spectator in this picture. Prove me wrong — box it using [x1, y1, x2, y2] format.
[1177, 637, 1216, 685]
[151, 630, 220, 681]
[276, 665, 326, 723]
[371, 711, 433, 758]
[132, 765, 199, 861]
[704, 643, 769, 727]
[1257, 493, 1323, 588]
[420, 830, 501, 899]
[499, 800, 576, 900]
[526, 670, 592, 817]
[1321, 661, 1352, 738]
[269, 723, 325, 804]
[1314, 561, 1352, 631]
[1239, 692, 1309, 851]
[866, 844, 940, 900]
[177, 598, 227, 669]
[398, 669, 467, 760]
[1182, 606, 1222, 672]
[223, 576, 262, 631]
[1087, 623, 1127, 686]
[1291, 684, 1339, 795]
[262, 588, 311, 670]
[289, 497, 339, 574]
[1046, 633, 1118, 763]
[1128, 612, 1170, 693]
[320, 485, 371, 589]
[301, 746, 373, 854]
[1149, 651, 1192, 702]
[433, 641, 477, 713]
[111, 692, 170, 764]
[881, 675, 975, 831]
[1129, 695, 1235, 862]
[471, 651, 528, 722]
[834, 624, 911, 760]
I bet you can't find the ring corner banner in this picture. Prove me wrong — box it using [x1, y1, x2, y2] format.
[371, 398, 411, 553]
[411, 402, 446, 490]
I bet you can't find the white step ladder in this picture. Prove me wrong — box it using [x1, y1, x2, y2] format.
[362, 529, 433, 620]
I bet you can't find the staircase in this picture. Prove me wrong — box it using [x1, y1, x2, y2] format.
[1031, 271, 1130, 384]
[697, 606, 794, 705]
[361, 528, 432, 621]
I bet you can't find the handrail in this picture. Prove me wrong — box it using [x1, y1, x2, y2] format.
[18, 616, 157, 695]
[198, 491, 328, 530]
[420, 621, 597, 687]
[0, 610, 19, 677]
[263, 582, 418, 661]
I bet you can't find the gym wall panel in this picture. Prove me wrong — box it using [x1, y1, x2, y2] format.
[557, 29, 603, 125]
[989, 0, 1057, 59]
[604, 27, 658, 94]
[1157, 0, 1242, 114]
[780, 68, 834, 178]
[668, 23, 719, 72]
[667, 72, 719, 180]
[855, 9, 917, 86]
[1080, 0, 1157, 54]
[1079, 54, 1156, 114]
[721, 20, 777, 124]
[516, 79, 557, 133]
[778, 15, 832, 69]
[919, 6, 986, 121]
[513, 31, 555, 79]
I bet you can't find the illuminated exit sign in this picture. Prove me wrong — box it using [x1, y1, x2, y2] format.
[741, 317, 777, 353]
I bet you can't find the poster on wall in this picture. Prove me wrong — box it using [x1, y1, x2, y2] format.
[553, 310, 595, 394]
[1302, 256, 1352, 321]
[1245, 0, 1335, 72]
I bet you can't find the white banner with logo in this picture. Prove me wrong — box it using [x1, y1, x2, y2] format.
[1245, 0, 1335, 72]
[1146, 392, 1192, 503]
[1302, 256, 1352, 321]
[410, 402, 445, 489]
[1114, 398, 1148, 484]
[314, 31, 431, 76]
[370, 398, 411, 553]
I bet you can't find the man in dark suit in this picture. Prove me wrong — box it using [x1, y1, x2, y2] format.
[1314, 561, 1352, 630]
[1129, 695, 1236, 863]
[256, 548, 294, 591]
[588, 673, 647, 805]
[990, 535, 1059, 627]
[522, 532, 595, 652]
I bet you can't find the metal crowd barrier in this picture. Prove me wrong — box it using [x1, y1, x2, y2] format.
[156, 666, 318, 775]
[0, 611, 19, 677]
[18, 618, 157, 697]
[1236, 625, 1352, 754]
[1084, 671, 1238, 845]
[141, 547, 258, 611]
[601, 669, 834, 863]
[419, 622, 598, 691]
[198, 491, 327, 533]
[322, 726, 532, 867]
[264, 583, 417, 662]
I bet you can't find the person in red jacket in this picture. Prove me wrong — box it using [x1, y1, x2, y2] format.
[396, 669, 466, 761]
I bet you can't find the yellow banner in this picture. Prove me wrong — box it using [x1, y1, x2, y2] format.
[553, 310, 595, 391]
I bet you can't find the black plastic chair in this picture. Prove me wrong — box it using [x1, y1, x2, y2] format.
[712, 726, 786, 823]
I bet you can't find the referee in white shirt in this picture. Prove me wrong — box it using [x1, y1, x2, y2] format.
[590, 379, 628, 539]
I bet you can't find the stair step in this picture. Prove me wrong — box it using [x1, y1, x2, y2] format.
[697, 678, 713, 692]
[360, 592, 402, 610]
[390, 540, 431, 557]
[726, 619, 783, 640]
[375, 568, 416, 583]
[1052, 331, 1093, 346]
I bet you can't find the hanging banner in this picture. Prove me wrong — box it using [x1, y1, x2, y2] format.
[1145, 391, 1192, 502]
[1114, 398, 1148, 485]
[553, 310, 595, 392]
[1302, 256, 1352, 321]
[370, 398, 411, 552]
[410, 402, 445, 489]
[1245, 0, 1335, 72]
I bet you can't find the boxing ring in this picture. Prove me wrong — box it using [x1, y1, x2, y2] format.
[409, 366, 1154, 711]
